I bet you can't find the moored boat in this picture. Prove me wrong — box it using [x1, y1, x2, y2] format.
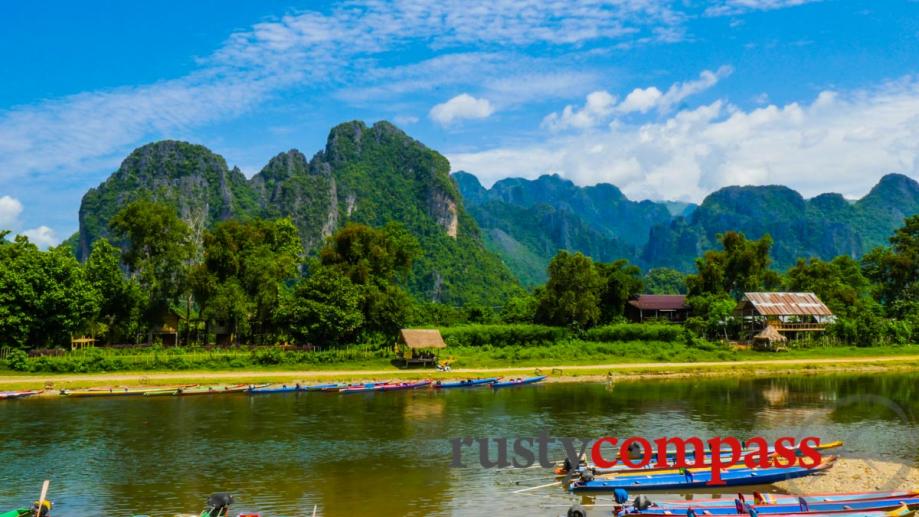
[433, 377, 498, 389]
[0, 390, 42, 400]
[304, 383, 344, 391]
[572, 504, 914, 517]
[247, 383, 302, 394]
[175, 383, 260, 396]
[635, 495, 919, 515]
[641, 490, 918, 509]
[340, 383, 380, 394]
[65, 385, 197, 397]
[492, 375, 546, 388]
[569, 457, 836, 492]
[376, 380, 431, 391]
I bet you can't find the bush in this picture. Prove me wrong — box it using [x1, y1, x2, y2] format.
[585, 323, 684, 343]
[440, 324, 568, 347]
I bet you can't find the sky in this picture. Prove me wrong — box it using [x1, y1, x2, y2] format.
[2, 0, 919, 247]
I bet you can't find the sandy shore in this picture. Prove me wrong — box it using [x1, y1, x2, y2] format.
[777, 458, 919, 493]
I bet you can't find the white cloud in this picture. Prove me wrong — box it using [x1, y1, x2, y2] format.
[21, 226, 59, 248]
[449, 76, 919, 201]
[429, 94, 495, 125]
[0, 196, 59, 248]
[0, 1, 689, 186]
[0, 195, 23, 229]
[705, 0, 821, 17]
[542, 90, 617, 130]
[542, 66, 732, 131]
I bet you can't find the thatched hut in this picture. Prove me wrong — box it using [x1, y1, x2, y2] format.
[752, 325, 788, 351]
[397, 329, 446, 367]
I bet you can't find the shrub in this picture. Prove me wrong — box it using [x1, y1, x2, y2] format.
[585, 323, 684, 343]
[440, 324, 568, 347]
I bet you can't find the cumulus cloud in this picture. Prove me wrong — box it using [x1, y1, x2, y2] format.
[0, 195, 23, 229]
[429, 94, 495, 125]
[542, 91, 617, 131]
[543, 66, 732, 131]
[21, 226, 59, 248]
[450, 76, 919, 201]
[0, 195, 59, 247]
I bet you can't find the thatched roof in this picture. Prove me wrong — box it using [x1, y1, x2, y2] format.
[754, 325, 788, 342]
[399, 329, 446, 349]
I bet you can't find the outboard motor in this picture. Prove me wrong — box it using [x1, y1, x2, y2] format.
[633, 495, 652, 511]
[579, 470, 594, 483]
[563, 457, 572, 472]
[202, 493, 235, 517]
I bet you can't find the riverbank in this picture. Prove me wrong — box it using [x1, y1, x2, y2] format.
[776, 458, 919, 493]
[4, 352, 919, 392]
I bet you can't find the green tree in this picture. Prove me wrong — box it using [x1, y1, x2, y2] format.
[536, 251, 603, 328]
[597, 259, 643, 322]
[862, 215, 919, 316]
[110, 199, 192, 334]
[84, 238, 144, 343]
[644, 268, 687, 294]
[500, 294, 538, 323]
[785, 256, 873, 318]
[282, 267, 364, 346]
[687, 231, 781, 298]
[319, 223, 420, 336]
[203, 218, 302, 343]
[0, 235, 98, 348]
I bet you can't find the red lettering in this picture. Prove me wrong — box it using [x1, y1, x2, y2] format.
[591, 436, 618, 469]
[773, 436, 797, 467]
[797, 436, 822, 468]
[621, 437, 652, 468]
[743, 436, 772, 468]
[655, 437, 706, 469]
[706, 436, 741, 485]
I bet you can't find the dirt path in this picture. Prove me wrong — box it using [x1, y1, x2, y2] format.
[3, 354, 919, 388]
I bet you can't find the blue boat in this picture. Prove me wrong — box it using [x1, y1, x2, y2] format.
[637, 496, 919, 515]
[492, 375, 546, 389]
[628, 508, 911, 517]
[247, 384, 302, 394]
[570, 458, 835, 492]
[647, 490, 919, 509]
[434, 378, 498, 389]
[304, 383, 345, 392]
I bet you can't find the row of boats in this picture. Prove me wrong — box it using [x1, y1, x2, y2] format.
[0, 375, 547, 399]
[549, 440, 919, 517]
[564, 489, 919, 517]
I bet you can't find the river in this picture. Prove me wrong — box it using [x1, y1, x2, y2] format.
[0, 373, 917, 516]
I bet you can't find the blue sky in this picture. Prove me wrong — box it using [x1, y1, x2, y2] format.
[2, 0, 919, 246]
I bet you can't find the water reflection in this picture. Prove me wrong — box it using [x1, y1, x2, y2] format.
[0, 373, 916, 516]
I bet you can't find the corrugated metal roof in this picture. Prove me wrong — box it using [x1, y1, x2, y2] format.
[628, 295, 688, 311]
[741, 292, 833, 316]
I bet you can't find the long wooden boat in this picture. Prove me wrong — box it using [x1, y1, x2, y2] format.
[65, 385, 197, 397]
[0, 390, 42, 400]
[625, 505, 913, 517]
[638, 496, 919, 515]
[569, 457, 835, 492]
[434, 377, 498, 389]
[174, 384, 261, 396]
[377, 380, 431, 391]
[340, 383, 380, 394]
[304, 383, 344, 392]
[650, 491, 919, 509]
[247, 383, 302, 394]
[492, 375, 546, 388]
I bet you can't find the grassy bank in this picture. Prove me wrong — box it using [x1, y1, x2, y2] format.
[2, 343, 919, 391]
